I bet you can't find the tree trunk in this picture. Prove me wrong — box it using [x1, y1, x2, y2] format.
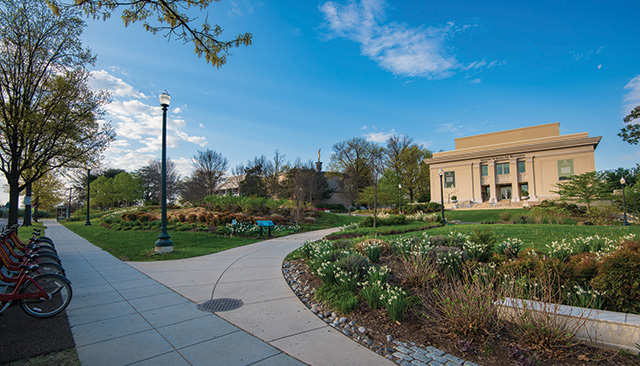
[7, 172, 21, 226]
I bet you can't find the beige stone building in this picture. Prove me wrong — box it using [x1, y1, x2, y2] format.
[424, 122, 601, 206]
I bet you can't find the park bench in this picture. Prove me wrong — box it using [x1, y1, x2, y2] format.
[256, 220, 274, 237]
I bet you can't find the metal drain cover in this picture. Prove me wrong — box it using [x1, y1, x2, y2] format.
[198, 298, 243, 312]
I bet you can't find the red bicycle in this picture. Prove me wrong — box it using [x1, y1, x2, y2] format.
[0, 266, 72, 318]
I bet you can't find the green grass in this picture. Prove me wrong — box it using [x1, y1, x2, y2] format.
[62, 221, 259, 261]
[326, 221, 438, 239]
[17, 222, 46, 243]
[303, 212, 363, 231]
[396, 223, 640, 252]
[7, 349, 79, 366]
[444, 209, 530, 223]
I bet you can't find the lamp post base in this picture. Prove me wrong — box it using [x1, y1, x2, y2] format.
[155, 244, 173, 253]
[155, 234, 173, 253]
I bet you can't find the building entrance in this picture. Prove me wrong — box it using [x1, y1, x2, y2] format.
[500, 186, 512, 201]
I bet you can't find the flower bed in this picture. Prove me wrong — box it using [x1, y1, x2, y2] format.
[289, 229, 640, 364]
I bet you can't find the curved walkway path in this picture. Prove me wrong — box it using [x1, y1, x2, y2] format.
[46, 220, 394, 366]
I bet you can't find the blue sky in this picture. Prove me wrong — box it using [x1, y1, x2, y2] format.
[5, 0, 640, 203]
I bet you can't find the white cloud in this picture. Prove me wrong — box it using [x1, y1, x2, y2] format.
[89, 70, 147, 99]
[199, 123, 205, 128]
[623, 74, 640, 115]
[436, 122, 476, 136]
[364, 129, 395, 143]
[415, 140, 434, 149]
[88, 69, 209, 170]
[598, 64, 602, 69]
[319, 0, 486, 79]
[469, 78, 481, 84]
[228, 0, 254, 18]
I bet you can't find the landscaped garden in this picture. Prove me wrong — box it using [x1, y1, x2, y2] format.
[284, 206, 640, 365]
[62, 195, 361, 261]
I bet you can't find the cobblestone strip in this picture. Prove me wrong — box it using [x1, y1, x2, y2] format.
[283, 261, 482, 366]
[389, 341, 481, 366]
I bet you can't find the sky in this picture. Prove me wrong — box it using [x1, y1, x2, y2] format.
[4, 0, 640, 203]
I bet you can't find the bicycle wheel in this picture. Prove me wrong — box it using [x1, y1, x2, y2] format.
[20, 274, 72, 318]
[31, 262, 66, 276]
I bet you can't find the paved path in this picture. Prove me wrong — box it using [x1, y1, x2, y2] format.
[46, 220, 394, 366]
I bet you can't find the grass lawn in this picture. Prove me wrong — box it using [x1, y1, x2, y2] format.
[17, 222, 45, 243]
[60, 212, 361, 262]
[394, 223, 640, 252]
[62, 221, 259, 261]
[304, 213, 363, 230]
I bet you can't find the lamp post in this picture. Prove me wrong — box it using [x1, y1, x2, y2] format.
[398, 183, 402, 214]
[621, 177, 629, 226]
[155, 91, 173, 253]
[439, 169, 445, 225]
[85, 169, 91, 226]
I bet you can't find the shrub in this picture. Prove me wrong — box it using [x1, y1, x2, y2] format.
[316, 284, 359, 313]
[178, 213, 186, 222]
[499, 210, 510, 221]
[382, 285, 410, 322]
[428, 268, 503, 337]
[405, 202, 441, 214]
[592, 240, 640, 314]
[566, 252, 598, 286]
[315, 203, 347, 213]
[359, 215, 407, 227]
[302, 217, 316, 224]
[361, 281, 385, 309]
[497, 238, 523, 259]
[335, 253, 370, 280]
[397, 250, 438, 289]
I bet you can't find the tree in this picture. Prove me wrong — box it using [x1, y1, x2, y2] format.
[112, 172, 141, 206]
[31, 171, 66, 220]
[384, 135, 432, 203]
[329, 137, 377, 212]
[264, 149, 287, 198]
[619, 106, 640, 145]
[601, 166, 639, 190]
[239, 164, 268, 197]
[190, 149, 228, 197]
[50, 0, 252, 68]
[0, 0, 115, 225]
[552, 171, 611, 210]
[136, 159, 180, 203]
[397, 145, 432, 202]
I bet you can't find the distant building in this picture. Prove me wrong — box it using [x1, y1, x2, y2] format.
[424, 122, 601, 206]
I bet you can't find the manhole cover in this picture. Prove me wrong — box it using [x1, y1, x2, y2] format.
[198, 298, 243, 312]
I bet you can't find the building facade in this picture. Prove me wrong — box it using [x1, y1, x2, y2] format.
[424, 123, 601, 205]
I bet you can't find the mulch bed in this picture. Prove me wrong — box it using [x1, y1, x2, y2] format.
[0, 306, 74, 364]
[287, 259, 640, 366]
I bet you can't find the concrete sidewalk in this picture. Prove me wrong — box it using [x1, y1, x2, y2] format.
[47, 220, 394, 366]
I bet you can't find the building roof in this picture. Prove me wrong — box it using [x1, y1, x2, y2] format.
[425, 122, 601, 165]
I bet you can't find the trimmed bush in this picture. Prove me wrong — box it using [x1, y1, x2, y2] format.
[593, 240, 640, 313]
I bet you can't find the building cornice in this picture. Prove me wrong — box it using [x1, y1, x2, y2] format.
[425, 136, 601, 165]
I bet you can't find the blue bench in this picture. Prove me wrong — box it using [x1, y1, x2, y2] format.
[256, 220, 274, 237]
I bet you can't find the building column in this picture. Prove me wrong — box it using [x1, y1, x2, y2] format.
[472, 162, 481, 203]
[489, 161, 497, 203]
[510, 158, 519, 202]
[526, 156, 537, 201]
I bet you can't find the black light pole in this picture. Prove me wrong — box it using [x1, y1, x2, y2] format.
[85, 169, 91, 226]
[398, 183, 402, 214]
[439, 169, 445, 225]
[621, 177, 629, 226]
[155, 91, 173, 253]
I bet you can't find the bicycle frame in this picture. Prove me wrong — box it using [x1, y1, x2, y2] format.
[0, 271, 50, 313]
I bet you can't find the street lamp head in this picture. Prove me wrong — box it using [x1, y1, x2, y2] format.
[620, 177, 626, 185]
[159, 90, 171, 107]
[439, 168, 444, 176]
[398, 183, 402, 189]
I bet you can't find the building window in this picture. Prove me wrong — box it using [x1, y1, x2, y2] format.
[444, 171, 456, 188]
[520, 183, 529, 196]
[495, 162, 510, 175]
[517, 161, 526, 173]
[481, 165, 488, 176]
